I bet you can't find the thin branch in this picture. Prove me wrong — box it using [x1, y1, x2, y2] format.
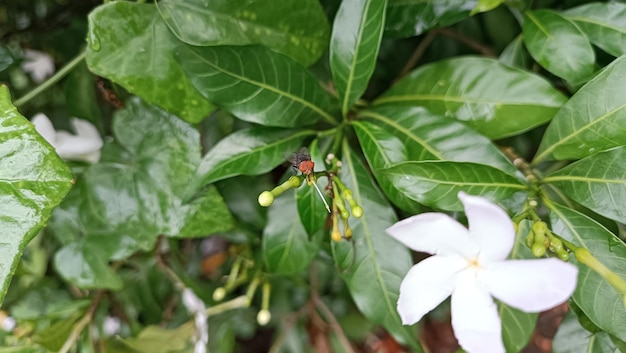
[436, 28, 497, 57]
[14, 49, 87, 107]
[58, 291, 104, 353]
[394, 30, 437, 84]
[310, 263, 356, 353]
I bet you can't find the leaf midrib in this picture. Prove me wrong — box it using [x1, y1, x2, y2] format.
[343, 139, 398, 325]
[187, 47, 336, 125]
[359, 110, 444, 159]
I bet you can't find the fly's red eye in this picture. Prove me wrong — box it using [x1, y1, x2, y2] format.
[298, 160, 315, 175]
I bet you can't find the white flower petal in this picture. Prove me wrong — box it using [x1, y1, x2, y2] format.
[451, 271, 505, 353]
[56, 134, 102, 156]
[397, 255, 466, 325]
[387, 213, 478, 257]
[21, 49, 55, 83]
[31, 113, 57, 146]
[483, 259, 578, 312]
[459, 192, 515, 262]
[71, 118, 102, 142]
[182, 288, 206, 313]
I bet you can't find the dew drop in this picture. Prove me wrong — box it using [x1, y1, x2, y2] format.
[88, 31, 101, 52]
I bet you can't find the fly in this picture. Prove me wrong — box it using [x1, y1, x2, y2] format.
[288, 148, 331, 213]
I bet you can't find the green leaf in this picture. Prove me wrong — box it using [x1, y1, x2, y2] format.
[544, 147, 626, 224]
[262, 188, 324, 275]
[54, 242, 122, 290]
[0, 85, 73, 306]
[383, 161, 527, 211]
[548, 203, 626, 342]
[499, 220, 538, 353]
[385, 0, 477, 38]
[534, 56, 626, 162]
[123, 323, 195, 353]
[331, 141, 423, 351]
[330, 0, 387, 116]
[32, 312, 84, 351]
[86, 2, 213, 123]
[64, 61, 102, 127]
[157, 0, 329, 67]
[563, 2, 626, 57]
[523, 10, 595, 83]
[471, 0, 503, 15]
[499, 35, 529, 69]
[296, 140, 331, 237]
[358, 106, 519, 176]
[50, 99, 233, 288]
[374, 57, 567, 139]
[553, 310, 622, 353]
[176, 45, 337, 127]
[352, 120, 422, 213]
[196, 128, 315, 186]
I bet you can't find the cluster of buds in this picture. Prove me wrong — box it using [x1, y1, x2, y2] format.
[524, 220, 569, 261]
[258, 150, 362, 242]
[514, 200, 626, 307]
[211, 254, 272, 326]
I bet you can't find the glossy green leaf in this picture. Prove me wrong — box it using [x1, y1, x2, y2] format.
[359, 106, 519, 176]
[330, 0, 386, 116]
[385, 0, 477, 38]
[553, 311, 621, 353]
[0, 85, 73, 306]
[472, 0, 503, 15]
[157, 0, 329, 67]
[176, 45, 337, 127]
[54, 242, 122, 290]
[534, 56, 626, 162]
[499, 220, 538, 353]
[374, 57, 567, 139]
[523, 10, 595, 83]
[296, 140, 331, 237]
[352, 120, 422, 213]
[196, 128, 315, 186]
[331, 141, 423, 351]
[50, 99, 233, 288]
[563, 2, 626, 57]
[383, 161, 527, 211]
[86, 2, 213, 123]
[262, 189, 324, 275]
[548, 203, 626, 342]
[544, 147, 626, 224]
[499, 35, 529, 69]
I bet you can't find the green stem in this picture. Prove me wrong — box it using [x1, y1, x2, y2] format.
[15, 49, 87, 108]
[206, 296, 248, 317]
[329, 126, 345, 158]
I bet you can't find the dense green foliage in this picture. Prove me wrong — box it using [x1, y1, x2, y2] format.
[1, 0, 626, 352]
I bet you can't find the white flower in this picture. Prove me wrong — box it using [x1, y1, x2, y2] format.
[32, 113, 102, 163]
[386, 192, 578, 353]
[182, 288, 208, 353]
[21, 49, 55, 83]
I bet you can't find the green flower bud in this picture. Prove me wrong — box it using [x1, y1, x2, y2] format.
[351, 206, 363, 218]
[532, 221, 547, 235]
[258, 191, 274, 207]
[532, 243, 546, 257]
[257, 310, 271, 326]
[525, 230, 535, 248]
[213, 287, 226, 301]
